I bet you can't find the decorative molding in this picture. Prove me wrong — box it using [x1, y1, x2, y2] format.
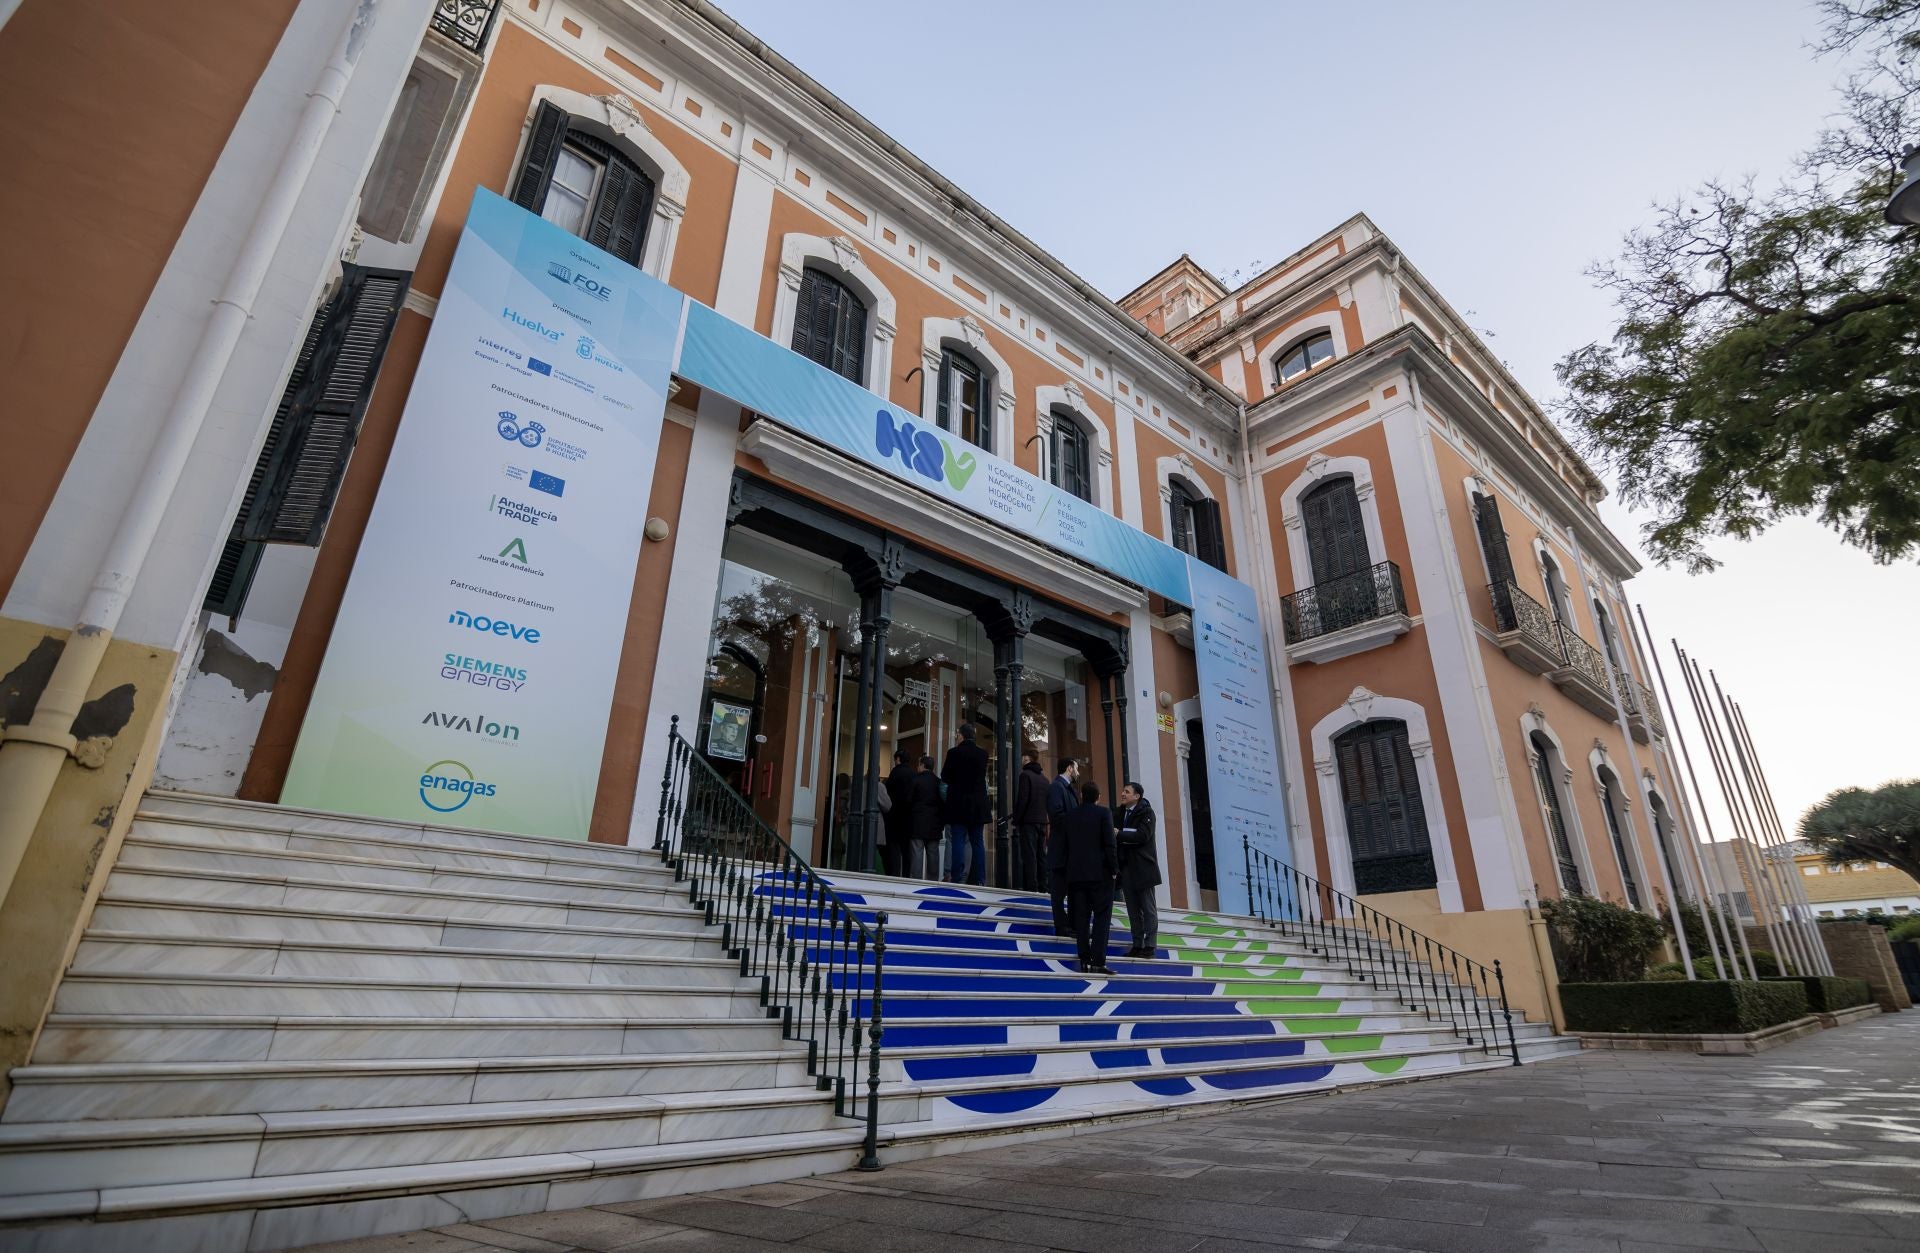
[1276, 455, 1389, 592]
[772, 232, 898, 395]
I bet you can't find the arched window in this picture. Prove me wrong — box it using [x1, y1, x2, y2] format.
[1592, 598, 1624, 669]
[793, 267, 868, 383]
[1168, 475, 1227, 569]
[1597, 767, 1642, 909]
[1050, 407, 1093, 502]
[1333, 719, 1436, 895]
[1540, 551, 1576, 625]
[936, 347, 990, 452]
[1274, 331, 1335, 385]
[1647, 790, 1685, 899]
[1301, 476, 1368, 587]
[1530, 730, 1584, 895]
[511, 101, 655, 266]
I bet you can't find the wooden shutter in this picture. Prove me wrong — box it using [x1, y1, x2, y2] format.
[1472, 491, 1515, 585]
[1301, 477, 1366, 586]
[1168, 481, 1194, 553]
[509, 100, 569, 212]
[576, 134, 654, 266]
[794, 268, 866, 383]
[831, 281, 867, 382]
[1335, 720, 1435, 894]
[1531, 736, 1584, 895]
[1192, 498, 1227, 571]
[935, 351, 953, 429]
[1599, 774, 1642, 908]
[206, 266, 409, 617]
[791, 268, 820, 359]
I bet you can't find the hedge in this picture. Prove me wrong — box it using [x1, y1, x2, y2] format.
[1561, 980, 1809, 1034]
[1766, 976, 1873, 1013]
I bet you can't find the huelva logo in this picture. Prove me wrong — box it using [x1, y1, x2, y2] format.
[874, 410, 979, 491]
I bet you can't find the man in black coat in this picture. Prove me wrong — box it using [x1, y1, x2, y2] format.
[881, 750, 917, 877]
[940, 723, 992, 886]
[1044, 757, 1079, 936]
[1113, 781, 1162, 957]
[1048, 781, 1116, 973]
[1009, 750, 1049, 893]
[906, 754, 943, 879]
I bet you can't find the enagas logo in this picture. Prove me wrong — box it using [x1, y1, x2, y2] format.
[417, 759, 498, 813]
[874, 410, 979, 491]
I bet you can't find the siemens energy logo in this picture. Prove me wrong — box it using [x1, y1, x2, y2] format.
[502, 308, 564, 340]
[418, 760, 497, 813]
[875, 410, 979, 491]
[449, 609, 541, 643]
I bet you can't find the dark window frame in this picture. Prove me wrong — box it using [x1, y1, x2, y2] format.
[1333, 718, 1437, 895]
[1050, 407, 1094, 503]
[792, 266, 869, 384]
[1530, 730, 1586, 896]
[936, 346, 990, 451]
[508, 100, 656, 267]
[1274, 331, 1335, 385]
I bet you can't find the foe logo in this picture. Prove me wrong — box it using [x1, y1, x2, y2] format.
[546, 261, 612, 301]
[874, 410, 979, 491]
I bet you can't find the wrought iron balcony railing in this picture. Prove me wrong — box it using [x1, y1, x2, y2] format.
[1282, 560, 1406, 644]
[1556, 622, 1610, 692]
[432, 0, 501, 54]
[1637, 680, 1665, 737]
[1488, 580, 1558, 651]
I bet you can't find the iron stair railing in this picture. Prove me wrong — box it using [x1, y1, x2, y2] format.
[1242, 837, 1521, 1065]
[655, 716, 886, 1169]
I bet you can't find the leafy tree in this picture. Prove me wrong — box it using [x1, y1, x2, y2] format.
[1539, 894, 1669, 983]
[1797, 778, 1920, 883]
[1555, 1, 1920, 571]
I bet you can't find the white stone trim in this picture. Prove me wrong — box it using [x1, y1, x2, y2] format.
[1035, 382, 1113, 511]
[1276, 454, 1387, 589]
[918, 315, 1014, 455]
[1520, 708, 1599, 898]
[1155, 453, 1214, 552]
[771, 232, 897, 396]
[1255, 309, 1349, 401]
[712, 163, 776, 324]
[515, 86, 691, 282]
[1309, 687, 1464, 912]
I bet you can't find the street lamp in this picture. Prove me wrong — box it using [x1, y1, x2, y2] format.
[1888, 146, 1920, 225]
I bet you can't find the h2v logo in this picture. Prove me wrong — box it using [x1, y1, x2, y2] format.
[874, 410, 979, 491]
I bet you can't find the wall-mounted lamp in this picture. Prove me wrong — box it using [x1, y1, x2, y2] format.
[644, 517, 670, 542]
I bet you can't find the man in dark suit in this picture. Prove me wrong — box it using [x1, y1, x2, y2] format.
[881, 750, 916, 877]
[1009, 749, 1048, 893]
[906, 754, 943, 879]
[940, 723, 992, 886]
[1049, 781, 1116, 974]
[1044, 757, 1079, 936]
[1114, 781, 1162, 957]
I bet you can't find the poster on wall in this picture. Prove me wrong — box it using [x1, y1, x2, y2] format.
[281, 189, 684, 840]
[1186, 557, 1292, 914]
[705, 698, 752, 762]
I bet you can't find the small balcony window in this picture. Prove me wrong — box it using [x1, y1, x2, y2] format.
[1275, 331, 1335, 384]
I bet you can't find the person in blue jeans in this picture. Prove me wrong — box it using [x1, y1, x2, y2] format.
[940, 723, 992, 885]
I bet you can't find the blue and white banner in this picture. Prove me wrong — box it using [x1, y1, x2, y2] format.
[283, 189, 684, 839]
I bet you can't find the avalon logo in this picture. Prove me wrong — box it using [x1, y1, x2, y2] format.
[418, 759, 497, 813]
[547, 261, 612, 301]
[874, 410, 979, 491]
[421, 709, 520, 741]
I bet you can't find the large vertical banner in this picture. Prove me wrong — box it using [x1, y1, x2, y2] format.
[1186, 557, 1291, 913]
[283, 189, 683, 840]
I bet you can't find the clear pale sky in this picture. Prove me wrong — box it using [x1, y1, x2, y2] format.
[713, 0, 1920, 836]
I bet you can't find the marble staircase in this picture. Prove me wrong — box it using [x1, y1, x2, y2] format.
[0, 793, 1576, 1252]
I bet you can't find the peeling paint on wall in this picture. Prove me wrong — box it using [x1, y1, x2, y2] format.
[154, 628, 284, 795]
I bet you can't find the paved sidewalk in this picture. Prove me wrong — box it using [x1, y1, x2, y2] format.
[310, 1012, 1919, 1253]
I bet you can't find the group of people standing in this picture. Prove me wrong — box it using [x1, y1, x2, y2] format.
[876, 724, 1160, 975]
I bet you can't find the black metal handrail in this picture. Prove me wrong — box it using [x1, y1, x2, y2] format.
[431, 0, 502, 54]
[1556, 623, 1609, 692]
[1487, 580, 1557, 655]
[655, 716, 886, 1169]
[1241, 838, 1520, 1065]
[1281, 560, 1406, 644]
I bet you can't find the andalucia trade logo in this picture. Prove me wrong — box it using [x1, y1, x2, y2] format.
[874, 410, 979, 492]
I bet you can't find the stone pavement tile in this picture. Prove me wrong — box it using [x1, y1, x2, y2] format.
[953, 1209, 1213, 1253]
[1752, 1227, 1918, 1253]
[433, 1222, 575, 1252]
[610, 1230, 792, 1253]
[475, 1208, 680, 1252]
[1712, 1200, 1897, 1236]
[788, 1189, 991, 1233]
[1262, 1188, 1488, 1228]
[1392, 1178, 1727, 1224]
[1345, 1215, 1616, 1253]
[810, 1166, 981, 1197]
[300, 1232, 494, 1253]
[600, 1197, 842, 1243]
[1480, 1209, 1764, 1249]
[695, 1182, 834, 1209]
[795, 1219, 1045, 1253]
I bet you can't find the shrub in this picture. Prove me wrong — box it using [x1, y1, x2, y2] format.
[1648, 957, 1737, 981]
[1748, 950, 1781, 977]
[1672, 899, 1738, 961]
[1889, 916, 1920, 943]
[1561, 980, 1810, 1034]
[1767, 976, 1873, 1013]
[1541, 895, 1668, 983]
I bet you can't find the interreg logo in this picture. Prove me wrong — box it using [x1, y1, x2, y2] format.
[418, 760, 497, 813]
[502, 308, 564, 341]
[547, 261, 612, 301]
[874, 410, 979, 491]
[575, 335, 595, 361]
[449, 609, 540, 643]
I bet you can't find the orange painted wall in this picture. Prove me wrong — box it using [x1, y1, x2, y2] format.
[0, 0, 300, 600]
[1131, 422, 1241, 577]
[1151, 627, 1201, 907]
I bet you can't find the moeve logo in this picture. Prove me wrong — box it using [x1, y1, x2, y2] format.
[502, 308, 564, 340]
[874, 410, 979, 491]
[547, 261, 612, 301]
[418, 759, 497, 813]
[449, 609, 540, 643]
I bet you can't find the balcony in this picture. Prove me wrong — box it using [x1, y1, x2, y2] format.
[1282, 561, 1411, 664]
[431, 0, 501, 54]
[1618, 672, 1666, 743]
[1487, 581, 1562, 674]
[1550, 623, 1616, 718]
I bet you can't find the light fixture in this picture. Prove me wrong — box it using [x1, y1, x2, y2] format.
[1888, 146, 1920, 225]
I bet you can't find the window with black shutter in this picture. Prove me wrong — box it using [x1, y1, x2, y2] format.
[1300, 476, 1372, 627]
[1473, 489, 1519, 628]
[1050, 408, 1093, 502]
[792, 267, 869, 383]
[1598, 769, 1642, 909]
[1191, 498, 1227, 571]
[1168, 477, 1199, 554]
[1530, 731, 1585, 895]
[1334, 719, 1436, 895]
[204, 264, 410, 620]
[936, 347, 989, 451]
[509, 100, 655, 266]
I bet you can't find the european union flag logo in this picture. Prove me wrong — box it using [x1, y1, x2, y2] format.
[528, 357, 552, 376]
[529, 471, 565, 497]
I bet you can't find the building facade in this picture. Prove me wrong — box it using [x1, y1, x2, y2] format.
[0, 0, 1716, 1089]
